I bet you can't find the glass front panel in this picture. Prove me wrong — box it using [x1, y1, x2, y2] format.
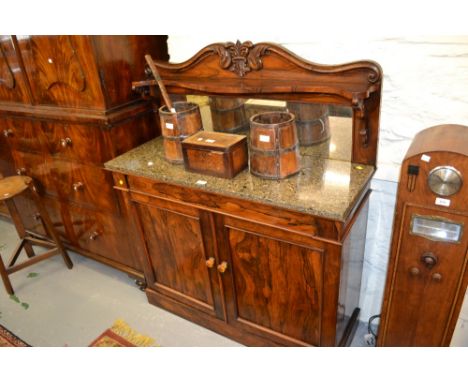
[411, 215, 463, 243]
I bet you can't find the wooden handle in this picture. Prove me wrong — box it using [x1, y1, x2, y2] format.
[217, 261, 228, 274]
[205, 257, 215, 268]
[144, 54, 174, 112]
[61, 137, 72, 148]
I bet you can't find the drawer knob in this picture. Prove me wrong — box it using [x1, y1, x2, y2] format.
[217, 261, 228, 274]
[421, 252, 438, 269]
[409, 267, 420, 276]
[60, 137, 72, 148]
[432, 273, 442, 282]
[16, 167, 27, 175]
[33, 212, 41, 221]
[73, 182, 84, 191]
[205, 257, 215, 268]
[3, 129, 13, 138]
[89, 231, 100, 241]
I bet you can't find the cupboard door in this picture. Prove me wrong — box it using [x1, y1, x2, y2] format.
[133, 195, 224, 319]
[0, 36, 31, 103]
[217, 216, 324, 346]
[18, 35, 105, 109]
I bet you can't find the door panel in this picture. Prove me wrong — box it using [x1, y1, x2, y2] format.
[133, 196, 223, 318]
[0, 36, 31, 103]
[219, 216, 324, 346]
[18, 35, 104, 109]
[384, 206, 468, 346]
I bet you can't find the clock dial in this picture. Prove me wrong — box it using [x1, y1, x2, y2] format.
[428, 166, 463, 196]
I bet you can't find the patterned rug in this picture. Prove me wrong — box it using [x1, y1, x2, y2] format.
[0, 320, 155, 347]
[0, 324, 30, 347]
[89, 319, 156, 347]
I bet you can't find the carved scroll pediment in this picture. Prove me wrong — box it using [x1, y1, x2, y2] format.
[214, 40, 269, 77]
[0, 44, 15, 89]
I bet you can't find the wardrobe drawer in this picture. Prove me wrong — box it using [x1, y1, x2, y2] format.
[2, 119, 46, 153]
[51, 160, 119, 213]
[11, 150, 56, 196]
[41, 121, 108, 164]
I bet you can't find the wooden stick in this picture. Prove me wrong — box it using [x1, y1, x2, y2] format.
[144, 54, 175, 112]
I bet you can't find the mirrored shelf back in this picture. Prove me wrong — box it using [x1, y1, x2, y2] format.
[133, 40, 383, 167]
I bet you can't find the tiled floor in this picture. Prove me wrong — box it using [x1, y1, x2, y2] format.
[0, 218, 370, 347]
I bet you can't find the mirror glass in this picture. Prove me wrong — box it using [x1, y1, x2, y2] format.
[168, 94, 353, 162]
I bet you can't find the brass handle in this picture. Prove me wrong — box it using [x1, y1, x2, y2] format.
[3, 129, 13, 138]
[89, 231, 100, 241]
[205, 257, 215, 268]
[217, 261, 228, 274]
[409, 267, 420, 276]
[73, 182, 84, 191]
[16, 167, 27, 175]
[421, 252, 438, 269]
[60, 137, 72, 148]
[432, 273, 442, 281]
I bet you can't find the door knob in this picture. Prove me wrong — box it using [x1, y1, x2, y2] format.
[217, 261, 228, 274]
[205, 257, 215, 268]
[421, 252, 438, 269]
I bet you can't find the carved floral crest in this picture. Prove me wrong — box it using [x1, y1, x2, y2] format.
[214, 40, 269, 77]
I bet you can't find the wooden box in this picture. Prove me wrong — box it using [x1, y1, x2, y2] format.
[181, 131, 247, 179]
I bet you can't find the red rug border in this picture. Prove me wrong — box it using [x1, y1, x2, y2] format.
[0, 323, 30, 347]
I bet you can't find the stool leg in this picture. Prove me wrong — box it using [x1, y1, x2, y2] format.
[4, 198, 36, 261]
[0, 255, 14, 295]
[27, 180, 73, 270]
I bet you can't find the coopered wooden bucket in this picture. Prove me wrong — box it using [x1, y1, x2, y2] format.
[249, 112, 301, 179]
[287, 102, 330, 145]
[209, 97, 249, 133]
[159, 101, 203, 163]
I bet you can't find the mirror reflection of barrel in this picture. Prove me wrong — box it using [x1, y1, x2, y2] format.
[287, 102, 330, 146]
[249, 112, 301, 179]
[209, 97, 249, 133]
[159, 101, 203, 163]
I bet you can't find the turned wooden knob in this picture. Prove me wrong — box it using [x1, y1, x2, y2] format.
[60, 137, 72, 148]
[432, 273, 442, 282]
[409, 267, 420, 276]
[89, 231, 100, 241]
[205, 257, 215, 268]
[73, 182, 84, 191]
[3, 129, 13, 138]
[217, 261, 228, 274]
[16, 168, 27, 175]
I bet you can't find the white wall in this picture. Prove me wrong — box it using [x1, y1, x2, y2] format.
[167, 36, 468, 344]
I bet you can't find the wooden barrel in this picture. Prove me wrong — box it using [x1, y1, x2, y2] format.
[249, 112, 301, 179]
[287, 102, 330, 145]
[159, 101, 202, 137]
[209, 97, 249, 133]
[162, 136, 186, 164]
[159, 101, 203, 163]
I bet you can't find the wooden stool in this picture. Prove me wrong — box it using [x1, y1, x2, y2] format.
[0, 176, 73, 295]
